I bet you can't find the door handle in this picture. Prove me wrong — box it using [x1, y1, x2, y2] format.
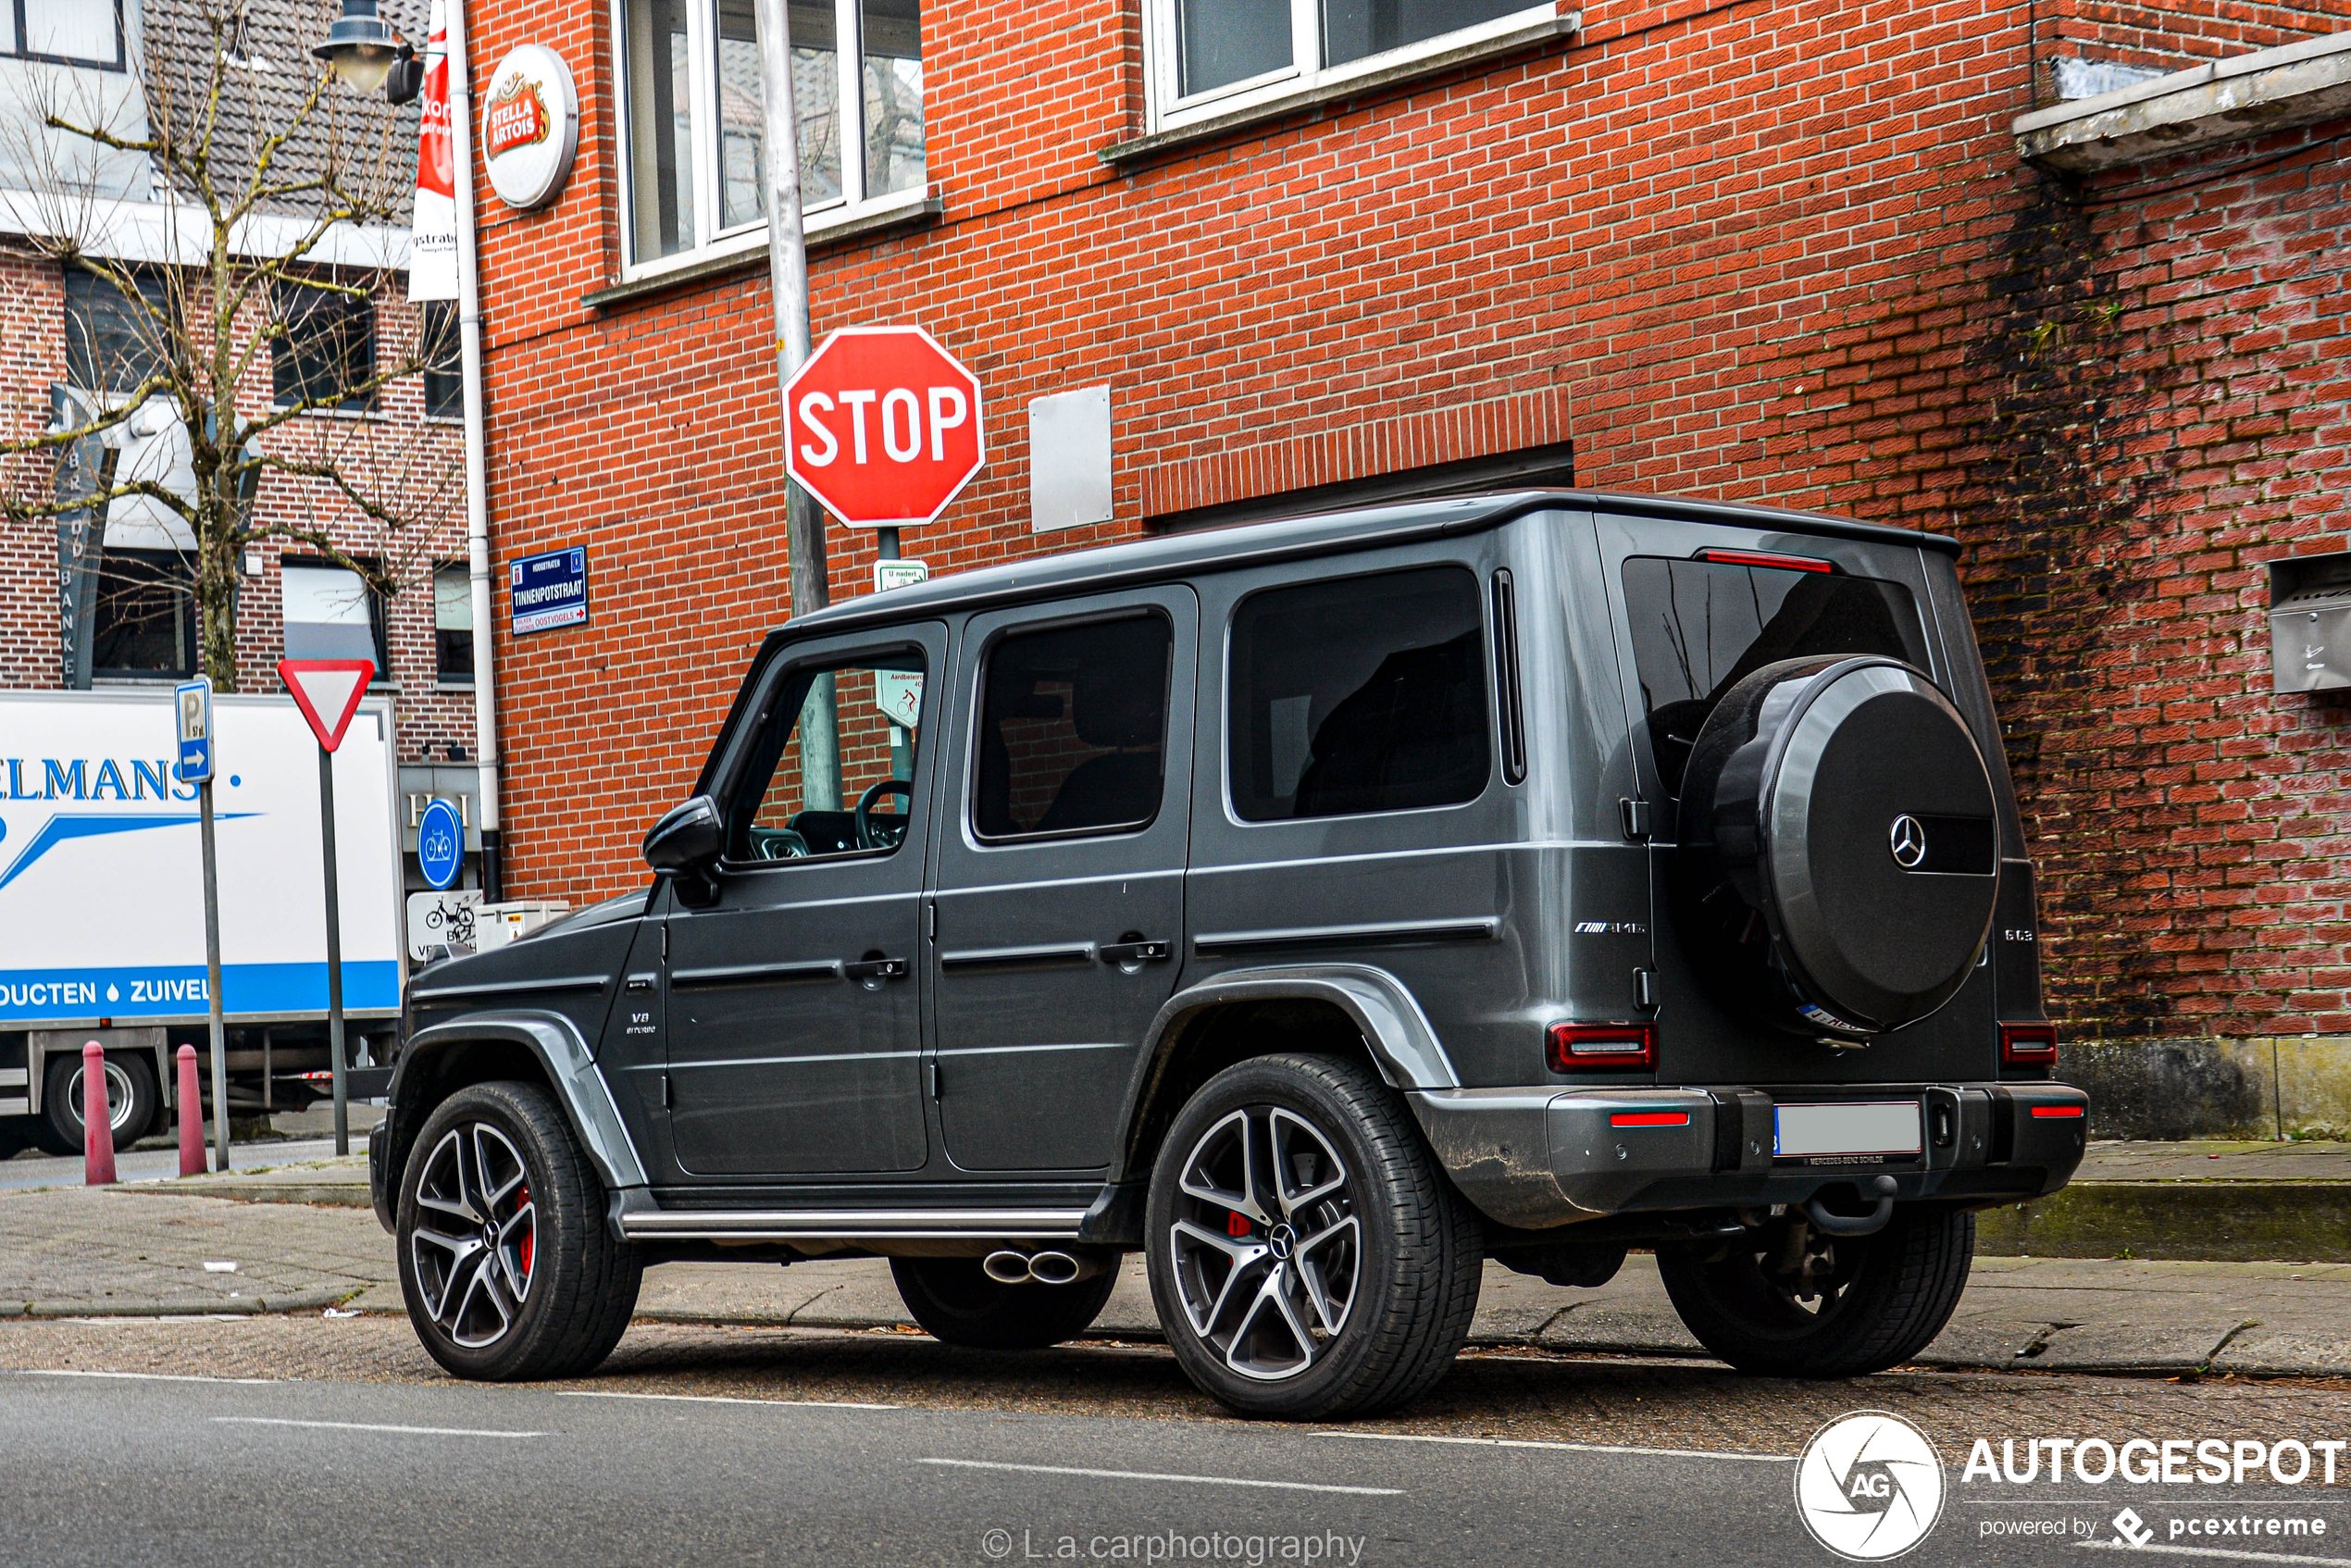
[843, 956, 910, 981]
[1099, 939, 1173, 964]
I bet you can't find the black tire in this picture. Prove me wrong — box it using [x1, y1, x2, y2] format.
[1657, 1207, 1974, 1377]
[39, 1052, 158, 1155]
[395, 1081, 643, 1381]
[889, 1257, 1118, 1350]
[1144, 1052, 1482, 1421]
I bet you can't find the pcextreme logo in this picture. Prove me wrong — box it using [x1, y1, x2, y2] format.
[1795, 1411, 1947, 1561]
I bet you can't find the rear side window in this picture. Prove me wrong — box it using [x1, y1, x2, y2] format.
[973, 615, 1173, 840]
[1228, 566, 1489, 822]
[1622, 556, 1929, 798]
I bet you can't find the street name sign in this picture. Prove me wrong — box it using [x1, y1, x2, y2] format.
[278, 660, 376, 753]
[784, 327, 984, 528]
[511, 546, 589, 634]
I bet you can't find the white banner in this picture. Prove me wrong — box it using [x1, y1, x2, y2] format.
[408, 0, 457, 302]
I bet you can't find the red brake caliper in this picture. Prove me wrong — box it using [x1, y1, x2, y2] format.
[517, 1185, 533, 1277]
[1226, 1210, 1251, 1238]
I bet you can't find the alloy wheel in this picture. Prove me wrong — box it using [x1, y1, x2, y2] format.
[1167, 1106, 1361, 1381]
[409, 1123, 538, 1349]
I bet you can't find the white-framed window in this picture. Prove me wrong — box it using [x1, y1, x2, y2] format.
[1148, 0, 1554, 131]
[616, 0, 926, 278]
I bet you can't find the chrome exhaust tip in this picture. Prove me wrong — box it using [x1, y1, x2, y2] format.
[1025, 1250, 1081, 1287]
[982, 1249, 1033, 1285]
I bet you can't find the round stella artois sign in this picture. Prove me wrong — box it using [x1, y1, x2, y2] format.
[481, 44, 578, 210]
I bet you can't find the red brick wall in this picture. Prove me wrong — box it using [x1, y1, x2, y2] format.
[465, 0, 2351, 1045]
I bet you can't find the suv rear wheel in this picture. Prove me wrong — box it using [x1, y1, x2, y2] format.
[889, 1257, 1117, 1350]
[1656, 1207, 1973, 1377]
[396, 1081, 643, 1381]
[1145, 1052, 1481, 1420]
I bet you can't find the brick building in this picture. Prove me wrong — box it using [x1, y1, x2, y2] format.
[0, 0, 475, 874]
[452, 0, 2351, 1133]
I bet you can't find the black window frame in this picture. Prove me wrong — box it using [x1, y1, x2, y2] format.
[420, 300, 462, 420]
[90, 546, 199, 680]
[968, 608, 1176, 846]
[280, 557, 392, 676]
[1225, 563, 1494, 825]
[7, 0, 128, 68]
[719, 641, 930, 869]
[65, 265, 173, 394]
[271, 280, 379, 412]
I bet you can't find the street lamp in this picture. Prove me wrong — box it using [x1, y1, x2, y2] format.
[313, 0, 421, 103]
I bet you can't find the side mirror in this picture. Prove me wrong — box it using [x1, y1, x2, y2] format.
[643, 794, 725, 875]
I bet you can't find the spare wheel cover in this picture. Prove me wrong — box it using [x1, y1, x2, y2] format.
[1760, 658, 1998, 1031]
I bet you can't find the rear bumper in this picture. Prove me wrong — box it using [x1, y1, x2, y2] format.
[1408, 1081, 2089, 1231]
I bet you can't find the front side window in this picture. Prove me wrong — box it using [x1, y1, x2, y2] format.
[1160, 0, 1543, 118]
[282, 564, 388, 670]
[728, 650, 926, 861]
[92, 549, 196, 678]
[974, 616, 1173, 841]
[272, 282, 377, 411]
[620, 0, 925, 269]
[1620, 556, 1930, 799]
[1228, 566, 1490, 822]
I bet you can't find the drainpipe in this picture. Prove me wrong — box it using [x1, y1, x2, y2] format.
[448, 0, 503, 899]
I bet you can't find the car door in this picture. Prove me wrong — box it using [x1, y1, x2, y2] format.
[927, 587, 1197, 1172]
[663, 623, 946, 1178]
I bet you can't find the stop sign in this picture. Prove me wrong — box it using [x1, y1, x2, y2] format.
[782, 326, 985, 528]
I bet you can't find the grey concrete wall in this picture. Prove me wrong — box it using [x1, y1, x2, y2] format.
[2069, 1036, 2351, 1139]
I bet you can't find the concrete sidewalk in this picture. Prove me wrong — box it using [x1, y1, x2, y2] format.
[6, 1143, 2351, 1376]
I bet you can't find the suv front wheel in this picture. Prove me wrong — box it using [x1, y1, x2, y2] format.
[1145, 1053, 1481, 1420]
[396, 1081, 644, 1381]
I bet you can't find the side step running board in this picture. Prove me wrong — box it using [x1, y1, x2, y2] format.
[618, 1207, 1090, 1242]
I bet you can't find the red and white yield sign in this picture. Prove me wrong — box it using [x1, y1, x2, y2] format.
[782, 326, 984, 529]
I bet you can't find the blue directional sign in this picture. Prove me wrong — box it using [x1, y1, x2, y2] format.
[173, 677, 213, 784]
[510, 546, 588, 635]
[417, 797, 465, 890]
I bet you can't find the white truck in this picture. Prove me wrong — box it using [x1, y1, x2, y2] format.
[0, 689, 404, 1156]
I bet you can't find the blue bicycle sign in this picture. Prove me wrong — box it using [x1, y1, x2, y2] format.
[417, 797, 464, 890]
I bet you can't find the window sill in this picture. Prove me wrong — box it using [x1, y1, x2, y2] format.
[2013, 30, 2351, 172]
[1100, 14, 1582, 168]
[434, 680, 478, 692]
[584, 186, 947, 311]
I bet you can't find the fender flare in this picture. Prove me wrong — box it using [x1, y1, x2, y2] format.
[384, 1011, 649, 1202]
[1108, 964, 1460, 1182]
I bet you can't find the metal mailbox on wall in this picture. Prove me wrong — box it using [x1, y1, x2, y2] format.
[2270, 552, 2351, 693]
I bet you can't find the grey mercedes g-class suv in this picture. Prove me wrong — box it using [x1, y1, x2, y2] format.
[372, 490, 2086, 1418]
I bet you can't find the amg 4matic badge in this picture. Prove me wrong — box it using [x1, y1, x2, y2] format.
[1573, 921, 1648, 934]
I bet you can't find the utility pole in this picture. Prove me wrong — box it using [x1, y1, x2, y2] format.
[753, 0, 837, 803]
[198, 777, 229, 1174]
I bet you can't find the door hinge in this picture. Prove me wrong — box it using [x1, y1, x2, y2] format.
[925, 901, 938, 940]
[1619, 798, 1653, 840]
[1635, 966, 1659, 1010]
[660, 1072, 671, 1109]
[927, 1059, 941, 1100]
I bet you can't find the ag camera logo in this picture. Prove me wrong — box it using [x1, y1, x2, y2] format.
[1795, 1411, 1946, 1561]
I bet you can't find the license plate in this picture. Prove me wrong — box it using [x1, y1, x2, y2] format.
[1773, 1101, 1922, 1158]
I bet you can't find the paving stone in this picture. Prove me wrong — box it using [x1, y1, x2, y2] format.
[2021, 1314, 2249, 1372]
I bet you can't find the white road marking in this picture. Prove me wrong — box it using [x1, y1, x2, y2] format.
[558, 1390, 897, 1411]
[1312, 1430, 1795, 1463]
[212, 1417, 541, 1438]
[15, 1369, 276, 1385]
[2077, 1542, 2351, 1565]
[917, 1458, 1402, 1496]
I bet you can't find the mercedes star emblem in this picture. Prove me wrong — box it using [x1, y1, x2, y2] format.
[1889, 814, 1928, 869]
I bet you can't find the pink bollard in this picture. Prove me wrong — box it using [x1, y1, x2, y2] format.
[177, 1045, 204, 1177]
[81, 1041, 115, 1187]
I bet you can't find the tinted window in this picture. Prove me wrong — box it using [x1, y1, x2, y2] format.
[1621, 556, 1930, 798]
[728, 650, 927, 861]
[1229, 566, 1489, 822]
[975, 616, 1171, 840]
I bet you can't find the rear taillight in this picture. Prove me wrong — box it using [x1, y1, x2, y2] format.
[1608, 1110, 1689, 1127]
[1549, 1021, 1656, 1072]
[2000, 1023, 2059, 1066]
[1696, 547, 1834, 574]
[2029, 1104, 2083, 1119]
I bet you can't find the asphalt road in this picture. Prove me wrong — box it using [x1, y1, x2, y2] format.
[7, 1353, 2349, 1567]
